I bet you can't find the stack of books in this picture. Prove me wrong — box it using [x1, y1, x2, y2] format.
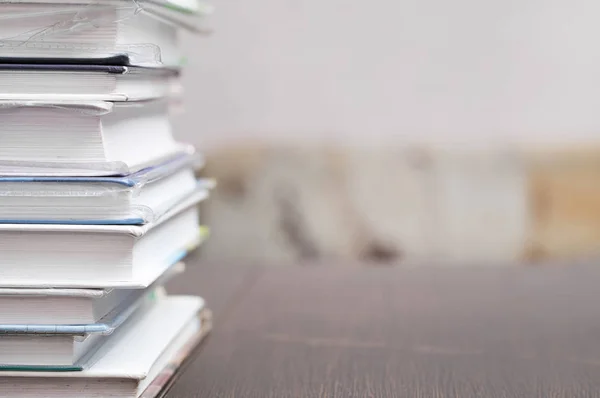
[0, 1, 213, 397]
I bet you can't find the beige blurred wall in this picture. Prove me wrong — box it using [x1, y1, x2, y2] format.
[174, 0, 600, 265]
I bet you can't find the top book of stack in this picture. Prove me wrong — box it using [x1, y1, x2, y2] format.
[0, 0, 213, 67]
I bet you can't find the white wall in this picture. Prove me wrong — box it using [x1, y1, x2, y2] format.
[176, 0, 600, 148]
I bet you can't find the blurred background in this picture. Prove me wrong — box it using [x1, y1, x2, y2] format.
[174, 0, 600, 266]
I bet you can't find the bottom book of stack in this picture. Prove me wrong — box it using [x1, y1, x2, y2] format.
[0, 263, 211, 398]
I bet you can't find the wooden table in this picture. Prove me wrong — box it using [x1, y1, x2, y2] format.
[165, 254, 600, 397]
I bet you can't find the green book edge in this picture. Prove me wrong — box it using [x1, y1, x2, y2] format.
[158, 1, 214, 16]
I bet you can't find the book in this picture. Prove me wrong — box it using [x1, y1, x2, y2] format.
[0, 63, 178, 101]
[0, 0, 212, 66]
[2, 0, 215, 18]
[0, 285, 159, 369]
[0, 262, 184, 325]
[0, 153, 212, 224]
[0, 296, 210, 396]
[0, 190, 206, 287]
[0, 99, 189, 176]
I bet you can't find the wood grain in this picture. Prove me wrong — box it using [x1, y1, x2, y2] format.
[165, 260, 600, 397]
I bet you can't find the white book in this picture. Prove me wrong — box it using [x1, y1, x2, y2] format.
[0, 262, 184, 325]
[0, 0, 211, 66]
[4, 0, 214, 17]
[0, 154, 210, 224]
[0, 190, 205, 288]
[0, 64, 179, 102]
[0, 286, 160, 369]
[0, 326, 104, 370]
[0, 295, 210, 398]
[0, 99, 188, 177]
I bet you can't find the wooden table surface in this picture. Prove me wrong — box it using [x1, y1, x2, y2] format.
[165, 254, 600, 397]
